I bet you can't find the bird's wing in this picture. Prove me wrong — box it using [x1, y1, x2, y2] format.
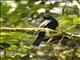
[39, 20, 51, 27]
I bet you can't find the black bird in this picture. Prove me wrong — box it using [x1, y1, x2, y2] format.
[33, 15, 58, 46]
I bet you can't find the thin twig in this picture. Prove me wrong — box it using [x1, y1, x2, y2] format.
[65, 25, 76, 31]
[57, 35, 65, 46]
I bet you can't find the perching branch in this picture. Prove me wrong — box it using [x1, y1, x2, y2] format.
[0, 27, 80, 40]
[0, 27, 56, 34]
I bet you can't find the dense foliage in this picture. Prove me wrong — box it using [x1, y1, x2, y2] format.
[0, 0, 80, 60]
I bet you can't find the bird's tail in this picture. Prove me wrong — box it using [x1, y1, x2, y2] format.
[33, 32, 45, 46]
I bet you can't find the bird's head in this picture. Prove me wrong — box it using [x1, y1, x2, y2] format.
[43, 15, 55, 20]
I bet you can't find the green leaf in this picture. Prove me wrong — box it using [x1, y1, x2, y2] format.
[63, 15, 77, 21]
[7, 12, 21, 24]
[21, 54, 30, 60]
[30, 4, 46, 13]
[28, 0, 38, 3]
[73, 17, 80, 24]
[58, 19, 77, 32]
[0, 3, 11, 16]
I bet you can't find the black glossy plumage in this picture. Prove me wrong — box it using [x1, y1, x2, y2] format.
[33, 15, 58, 46]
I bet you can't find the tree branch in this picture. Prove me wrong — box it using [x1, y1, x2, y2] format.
[0, 27, 80, 40]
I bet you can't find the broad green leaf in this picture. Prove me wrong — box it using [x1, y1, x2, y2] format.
[58, 19, 77, 32]
[63, 15, 77, 21]
[7, 12, 22, 24]
[0, 3, 11, 16]
[73, 17, 80, 24]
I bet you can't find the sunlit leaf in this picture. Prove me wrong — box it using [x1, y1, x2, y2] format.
[73, 17, 80, 24]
